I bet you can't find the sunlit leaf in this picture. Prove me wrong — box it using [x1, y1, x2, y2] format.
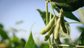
[24, 32, 37, 48]
[78, 8, 84, 23]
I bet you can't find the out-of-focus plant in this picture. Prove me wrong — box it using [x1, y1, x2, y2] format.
[24, 32, 49, 48]
[25, 32, 37, 48]
[0, 24, 26, 48]
[0, 24, 9, 40]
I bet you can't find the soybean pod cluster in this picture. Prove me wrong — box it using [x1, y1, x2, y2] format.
[40, 9, 70, 42]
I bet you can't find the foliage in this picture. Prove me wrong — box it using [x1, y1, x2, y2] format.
[40, 43, 49, 48]
[24, 32, 37, 48]
[0, 24, 26, 48]
[78, 27, 84, 45]
[0, 24, 9, 40]
[50, 0, 84, 12]
[37, 9, 53, 24]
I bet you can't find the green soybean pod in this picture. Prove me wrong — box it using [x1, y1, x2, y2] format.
[54, 9, 63, 40]
[60, 16, 68, 33]
[60, 20, 70, 35]
[44, 24, 55, 41]
[65, 22, 70, 35]
[60, 25, 69, 37]
[40, 16, 55, 34]
[54, 17, 61, 40]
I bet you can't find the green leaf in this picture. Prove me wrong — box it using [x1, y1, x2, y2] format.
[37, 9, 53, 24]
[51, 0, 84, 12]
[65, 21, 70, 35]
[0, 29, 9, 40]
[24, 32, 37, 48]
[11, 34, 19, 43]
[0, 24, 9, 40]
[60, 17, 68, 33]
[37, 8, 80, 22]
[10, 34, 20, 48]
[78, 8, 84, 23]
[20, 39, 26, 47]
[51, 2, 80, 21]
[64, 11, 80, 21]
[40, 43, 49, 48]
[78, 27, 84, 45]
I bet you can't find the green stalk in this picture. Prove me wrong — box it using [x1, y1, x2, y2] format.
[46, 1, 49, 25]
[45, 1, 51, 48]
[49, 11, 53, 48]
[49, 0, 56, 48]
[50, 1, 55, 15]
[65, 22, 84, 24]
[50, 12, 52, 20]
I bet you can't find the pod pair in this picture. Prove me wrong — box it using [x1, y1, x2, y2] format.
[54, 9, 63, 40]
[40, 16, 57, 41]
[40, 16, 55, 35]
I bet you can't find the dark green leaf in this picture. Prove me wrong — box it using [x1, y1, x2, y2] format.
[11, 34, 19, 43]
[78, 27, 84, 45]
[40, 43, 49, 48]
[0, 24, 3, 28]
[24, 32, 37, 48]
[11, 34, 20, 48]
[64, 11, 80, 21]
[65, 21, 70, 35]
[51, 2, 80, 21]
[0, 24, 9, 40]
[51, 0, 84, 12]
[78, 8, 84, 23]
[0, 29, 9, 40]
[20, 39, 26, 47]
[51, 0, 68, 3]
[37, 9, 53, 24]
[60, 17, 68, 33]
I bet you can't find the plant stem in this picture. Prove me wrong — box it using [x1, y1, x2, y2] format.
[50, 12, 52, 20]
[45, 1, 52, 48]
[58, 44, 84, 47]
[50, 2, 56, 16]
[65, 22, 84, 24]
[46, 1, 48, 25]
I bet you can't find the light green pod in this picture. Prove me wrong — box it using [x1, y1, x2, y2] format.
[54, 17, 61, 40]
[40, 16, 55, 34]
[54, 9, 63, 40]
[44, 24, 55, 41]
